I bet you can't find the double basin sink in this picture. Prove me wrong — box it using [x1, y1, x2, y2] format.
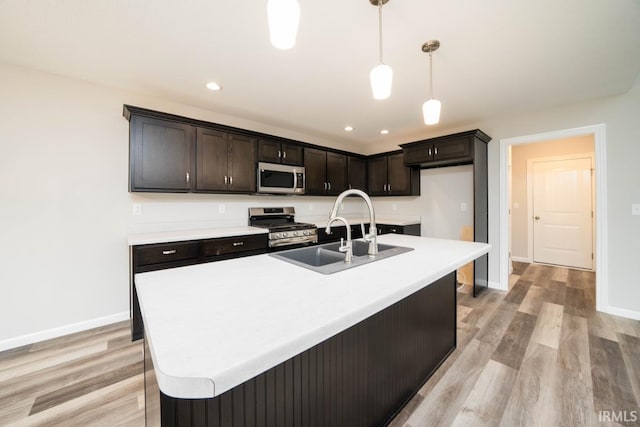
[270, 239, 413, 274]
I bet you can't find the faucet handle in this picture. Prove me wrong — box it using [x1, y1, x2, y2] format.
[339, 238, 350, 251]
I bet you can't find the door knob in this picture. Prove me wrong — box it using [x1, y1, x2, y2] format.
[534, 216, 540, 220]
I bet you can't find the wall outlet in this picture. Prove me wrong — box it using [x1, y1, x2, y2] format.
[218, 204, 226, 214]
[632, 204, 640, 216]
[513, 202, 520, 209]
[460, 202, 468, 212]
[132, 203, 142, 216]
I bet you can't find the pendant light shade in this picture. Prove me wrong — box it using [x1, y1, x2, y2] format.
[370, 63, 393, 100]
[268, 0, 300, 50]
[370, 0, 392, 100]
[422, 98, 441, 125]
[421, 40, 441, 125]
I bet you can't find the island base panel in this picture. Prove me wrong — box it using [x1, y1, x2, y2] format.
[145, 272, 456, 426]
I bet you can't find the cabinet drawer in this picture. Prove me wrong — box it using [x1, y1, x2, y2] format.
[134, 241, 199, 267]
[201, 234, 268, 257]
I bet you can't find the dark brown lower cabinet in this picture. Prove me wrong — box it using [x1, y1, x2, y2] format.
[145, 272, 456, 427]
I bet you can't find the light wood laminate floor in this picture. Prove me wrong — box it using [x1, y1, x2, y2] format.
[1, 263, 639, 426]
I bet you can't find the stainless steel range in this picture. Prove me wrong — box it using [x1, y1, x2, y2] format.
[249, 207, 318, 248]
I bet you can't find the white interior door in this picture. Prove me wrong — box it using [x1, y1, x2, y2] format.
[532, 157, 593, 269]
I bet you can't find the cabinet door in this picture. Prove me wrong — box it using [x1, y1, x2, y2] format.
[433, 138, 473, 163]
[257, 139, 282, 163]
[196, 128, 229, 191]
[348, 156, 367, 191]
[326, 152, 348, 195]
[228, 134, 257, 192]
[281, 143, 304, 166]
[387, 153, 411, 195]
[304, 148, 327, 195]
[130, 116, 195, 191]
[403, 142, 434, 165]
[368, 156, 388, 196]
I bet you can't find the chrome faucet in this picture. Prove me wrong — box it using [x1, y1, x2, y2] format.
[325, 217, 352, 263]
[328, 189, 378, 256]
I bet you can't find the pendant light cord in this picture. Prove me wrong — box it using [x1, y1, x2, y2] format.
[378, 0, 384, 63]
[429, 50, 434, 99]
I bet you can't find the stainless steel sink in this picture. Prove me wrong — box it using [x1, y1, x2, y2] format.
[322, 240, 397, 257]
[270, 239, 413, 274]
[272, 245, 345, 267]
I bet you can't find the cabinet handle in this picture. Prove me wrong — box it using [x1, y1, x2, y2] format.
[323, 182, 327, 190]
[229, 176, 233, 185]
[388, 184, 391, 192]
[428, 148, 432, 156]
[232, 242, 244, 247]
[278, 150, 282, 158]
[283, 151, 287, 159]
[162, 250, 177, 255]
[328, 182, 331, 190]
[224, 176, 228, 184]
[435, 147, 438, 156]
[186, 172, 190, 183]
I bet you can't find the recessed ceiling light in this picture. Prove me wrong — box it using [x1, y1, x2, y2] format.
[344, 126, 354, 132]
[205, 81, 222, 91]
[380, 129, 389, 135]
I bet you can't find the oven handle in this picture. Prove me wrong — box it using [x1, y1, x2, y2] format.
[269, 235, 318, 248]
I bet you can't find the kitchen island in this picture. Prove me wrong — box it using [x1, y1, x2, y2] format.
[136, 234, 490, 426]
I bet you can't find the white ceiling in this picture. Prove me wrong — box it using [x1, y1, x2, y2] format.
[1, 0, 639, 149]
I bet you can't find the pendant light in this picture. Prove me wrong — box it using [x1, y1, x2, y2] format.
[422, 40, 441, 125]
[267, 0, 300, 50]
[369, 0, 392, 100]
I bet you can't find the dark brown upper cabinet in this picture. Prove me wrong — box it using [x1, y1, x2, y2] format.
[129, 115, 196, 192]
[347, 156, 367, 191]
[196, 128, 257, 193]
[402, 132, 480, 168]
[258, 138, 303, 166]
[304, 148, 348, 195]
[368, 152, 420, 197]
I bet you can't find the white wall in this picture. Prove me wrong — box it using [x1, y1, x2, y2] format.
[1, 61, 639, 349]
[373, 166, 474, 240]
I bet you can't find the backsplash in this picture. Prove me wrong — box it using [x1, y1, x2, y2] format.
[127, 193, 370, 234]
[127, 166, 472, 238]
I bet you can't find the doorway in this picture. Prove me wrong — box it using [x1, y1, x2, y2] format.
[530, 155, 594, 269]
[499, 124, 608, 313]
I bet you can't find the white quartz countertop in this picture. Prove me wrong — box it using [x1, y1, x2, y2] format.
[135, 234, 490, 399]
[128, 226, 268, 246]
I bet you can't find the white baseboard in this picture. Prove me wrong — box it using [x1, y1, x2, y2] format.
[511, 256, 531, 263]
[603, 305, 640, 321]
[0, 311, 129, 352]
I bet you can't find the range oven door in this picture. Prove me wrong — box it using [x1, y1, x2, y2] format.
[258, 162, 305, 194]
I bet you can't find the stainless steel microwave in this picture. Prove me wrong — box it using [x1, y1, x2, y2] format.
[257, 162, 305, 194]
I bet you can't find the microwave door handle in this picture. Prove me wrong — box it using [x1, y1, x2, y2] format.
[292, 171, 297, 190]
